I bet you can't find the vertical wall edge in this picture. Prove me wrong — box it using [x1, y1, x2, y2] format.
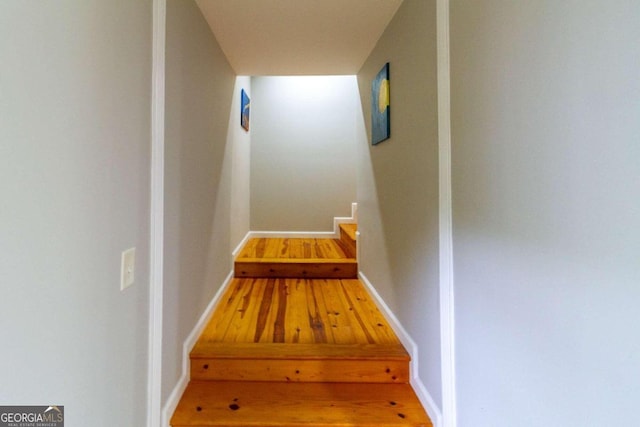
[149, 0, 166, 425]
[437, 0, 457, 426]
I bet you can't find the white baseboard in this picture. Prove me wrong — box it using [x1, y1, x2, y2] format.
[246, 203, 358, 241]
[358, 272, 443, 427]
[232, 232, 253, 258]
[411, 376, 443, 427]
[333, 202, 358, 235]
[160, 270, 234, 427]
[247, 230, 338, 239]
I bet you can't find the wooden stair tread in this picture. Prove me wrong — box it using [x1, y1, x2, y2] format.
[196, 279, 400, 346]
[171, 381, 432, 427]
[236, 238, 354, 260]
[235, 238, 356, 278]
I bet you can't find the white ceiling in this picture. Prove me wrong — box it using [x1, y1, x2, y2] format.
[195, 0, 404, 76]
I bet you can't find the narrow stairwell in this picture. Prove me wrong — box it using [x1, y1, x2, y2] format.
[171, 225, 432, 427]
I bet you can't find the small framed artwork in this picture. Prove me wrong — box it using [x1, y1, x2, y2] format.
[241, 89, 250, 131]
[371, 62, 390, 145]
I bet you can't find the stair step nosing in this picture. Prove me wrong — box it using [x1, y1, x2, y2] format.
[235, 258, 356, 263]
[190, 344, 410, 360]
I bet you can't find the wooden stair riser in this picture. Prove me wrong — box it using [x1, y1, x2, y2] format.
[235, 260, 357, 279]
[338, 224, 357, 258]
[190, 357, 409, 383]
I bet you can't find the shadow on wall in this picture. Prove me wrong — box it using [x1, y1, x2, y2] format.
[354, 100, 397, 311]
[355, 0, 442, 410]
[355, 56, 439, 325]
[164, 52, 235, 387]
[163, 0, 237, 405]
[249, 76, 358, 232]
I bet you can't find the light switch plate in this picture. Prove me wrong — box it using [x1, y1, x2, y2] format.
[121, 247, 136, 291]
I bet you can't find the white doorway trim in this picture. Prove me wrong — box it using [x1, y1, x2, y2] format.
[437, 0, 457, 426]
[148, 0, 166, 426]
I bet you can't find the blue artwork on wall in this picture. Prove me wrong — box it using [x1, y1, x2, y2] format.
[371, 62, 390, 145]
[241, 89, 250, 131]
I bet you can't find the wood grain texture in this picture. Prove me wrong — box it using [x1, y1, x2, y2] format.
[191, 342, 409, 359]
[235, 238, 357, 278]
[190, 357, 409, 383]
[235, 259, 357, 279]
[338, 224, 357, 258]
[236, 238, 353, 260]
[339, 223, 357, 242]
[171, 381, 433, 427]
[196, 278, 399, 345]
[189, 278, 411, 384]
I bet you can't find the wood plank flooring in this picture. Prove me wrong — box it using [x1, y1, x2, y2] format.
[236, 238, 353, 260]
[196, 278, 397, 345]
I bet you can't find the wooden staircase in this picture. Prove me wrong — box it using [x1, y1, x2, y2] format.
[171, 224, 432, 427]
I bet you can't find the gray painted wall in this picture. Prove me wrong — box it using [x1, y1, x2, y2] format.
[357, 0, 442, 411]
[250, 76, 357, 231]
[164, 0, 249, 405]
[451, 1, 640, 425]
[0, 1, 152, 425]
[230, 77, 252, 247]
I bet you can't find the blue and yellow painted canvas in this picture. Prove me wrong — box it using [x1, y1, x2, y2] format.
[371, 62, 390, 145]
[241, 89, 250, 131]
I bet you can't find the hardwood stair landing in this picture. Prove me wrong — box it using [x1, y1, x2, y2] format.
[235, 237, 357, 279]
[189, 278, 410, 384]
